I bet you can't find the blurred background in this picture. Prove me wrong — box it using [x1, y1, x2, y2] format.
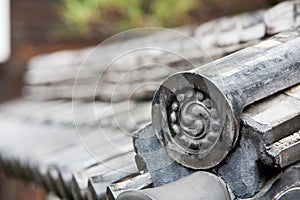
[1, 0, 275, 102]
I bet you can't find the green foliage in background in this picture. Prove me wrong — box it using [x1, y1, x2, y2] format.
[61, 0, 197, 34]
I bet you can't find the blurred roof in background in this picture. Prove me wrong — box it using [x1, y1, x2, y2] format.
[0, 0, 274, 102]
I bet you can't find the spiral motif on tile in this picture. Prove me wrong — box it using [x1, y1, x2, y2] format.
[152, 72, 237, 169]
[167, 88, 222, 155]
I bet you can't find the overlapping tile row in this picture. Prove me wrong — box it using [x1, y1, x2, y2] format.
[0, 99, 151, 199]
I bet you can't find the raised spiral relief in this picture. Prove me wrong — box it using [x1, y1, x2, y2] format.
[152, 72, 237, 169]
[167, 88, 222, 156]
